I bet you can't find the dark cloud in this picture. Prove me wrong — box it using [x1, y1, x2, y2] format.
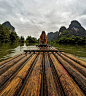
[0, 0, 86, 38]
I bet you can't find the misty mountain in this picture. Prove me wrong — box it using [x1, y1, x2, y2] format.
[2, 21, 15, 32]
[58, 20, 86, 38]
[68, 20, 85, 37]
[47, 31, 58, 41]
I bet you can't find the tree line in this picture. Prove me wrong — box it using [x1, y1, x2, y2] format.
[56, 35, 86, 44]
[0, 24, 38, 43]
[0, 24, 20, 43]
[51, 26, 86, 44]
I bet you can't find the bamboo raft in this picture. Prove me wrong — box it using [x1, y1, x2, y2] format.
[0, 46, 86, 96]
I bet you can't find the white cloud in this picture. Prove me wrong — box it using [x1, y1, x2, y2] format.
[0, 0, 86, 38]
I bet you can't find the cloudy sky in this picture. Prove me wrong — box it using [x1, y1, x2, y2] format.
[0, 0, 86, 38]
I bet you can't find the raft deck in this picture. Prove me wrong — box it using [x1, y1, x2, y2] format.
[0, 47, 86, 96]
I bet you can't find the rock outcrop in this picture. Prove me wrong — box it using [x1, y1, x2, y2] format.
[2, 21, 15, 32]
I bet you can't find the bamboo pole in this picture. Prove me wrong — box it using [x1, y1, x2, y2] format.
[61, 52, 86, 68]
[54, 53, 86, 94]
[58, 52, 86, 77]
[0, 53, 38, 96]
[0, 54, 25, 75]
[50, 53, 85, 96]
[21, 53, 43, 96]
[0, 52, 25, 66]
[0, 53, 32, 88]
[45, 53, 62, 96]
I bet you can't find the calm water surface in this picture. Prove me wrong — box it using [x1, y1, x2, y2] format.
[0, 42, 37, 62]
[0, 42, 86, 62]
[52, 43, 86, 62]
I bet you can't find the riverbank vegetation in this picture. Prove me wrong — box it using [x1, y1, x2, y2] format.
[48, 20, 86, 44]
[55, 35, 86, 44]
[0, 24, 38, 43]
[51, 28, 86, 44]
[0, 24, 20, 43]
[26, 36, 38, 43]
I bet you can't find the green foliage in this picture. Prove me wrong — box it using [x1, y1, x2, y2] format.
[62, 30, 71, 37]
[26, 36, 38, 43]
[0, 24, 10, 42]
[10, 32, 19, 42]
[56, 35, 86, 44]
[47, 31, 58, 41]
[0, 24, 19, 43]
[48, 20, 86, 44]
[0, 24, 38, 43]
[57, 25, 86, 44]
[58, 29, 74, 37]
[59, 26, 66, 32]
[20, 36, 25, 43]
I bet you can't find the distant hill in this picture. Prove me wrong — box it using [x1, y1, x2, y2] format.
[58, 20, 86, 38]
[2, 21, 15, 32]
[47, 31, 58, 41]
[47, 20, 86, 42]
[68, 20, 85, 37]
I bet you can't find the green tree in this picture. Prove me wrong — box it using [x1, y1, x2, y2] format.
[59, 26, 66, 32]
[10, 32, 19, 42]
[0, 24, 10, 42]
[26, 36, 38, 43]
[0, 24, 20, 43]
[20, 36, 25, 43]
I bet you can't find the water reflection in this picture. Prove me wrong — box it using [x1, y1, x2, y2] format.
[0, 43, 38, 62]
[52, 43, 86, 62]
[0, 42, 86, 62]
[0, 42, 19, 62]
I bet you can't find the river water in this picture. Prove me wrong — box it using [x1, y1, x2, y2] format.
[0, 43, 37, 62]
[0, 42, 86, 62]
[52, 43, 86, 62]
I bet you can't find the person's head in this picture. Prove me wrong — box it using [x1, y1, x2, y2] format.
[42, 31, 45, 34]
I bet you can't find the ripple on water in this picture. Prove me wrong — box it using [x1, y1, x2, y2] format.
[77, 51, 82, 52]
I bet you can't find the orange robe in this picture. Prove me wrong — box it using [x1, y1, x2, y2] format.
[39, 31, 47, 45]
